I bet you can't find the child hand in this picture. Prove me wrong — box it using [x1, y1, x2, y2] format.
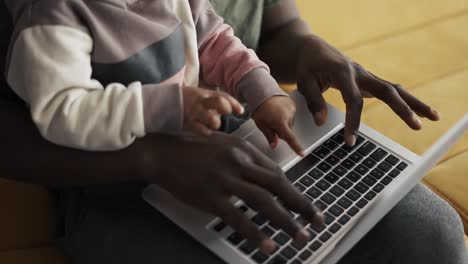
[252, 96, 304, 156]
[183, 86, 244, 136]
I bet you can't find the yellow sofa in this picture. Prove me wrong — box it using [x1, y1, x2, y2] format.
[1, 0, 467, 263]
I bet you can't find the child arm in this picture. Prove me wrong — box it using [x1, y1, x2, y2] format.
[7, 26, 183, 151]
[195, 2, 287, 112]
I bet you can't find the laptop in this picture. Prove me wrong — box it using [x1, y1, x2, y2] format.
[143, 89, 467, 264]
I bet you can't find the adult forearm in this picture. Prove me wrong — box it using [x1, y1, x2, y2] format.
[257, 18, 312, 83]
[0, 96, 160, 187]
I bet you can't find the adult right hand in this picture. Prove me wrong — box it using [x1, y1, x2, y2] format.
[142, 132, 324, 253]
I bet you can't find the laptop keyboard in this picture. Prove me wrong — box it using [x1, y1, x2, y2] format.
[211, 128, 408, 264]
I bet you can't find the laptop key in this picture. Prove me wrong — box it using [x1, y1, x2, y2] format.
[365, 190, 377, 200]
[347, 206, 359, 216]
[334, 148, 348, 159]
[273, 232, 290, 246]
[286, 154, 320, 182]
[363, 157, 377, 168]
[324, 212, 335, 225]
[332, 166, 347, 176]
[324, 173, 340, 184]
[213, 221, 226, 232]
[378, 162, 392, 172]
[321, 193, 337, 205]
[314, 200, 328, 211]
[306, 187, 322, 199]
[317, 162, 332, 173]
[346, 189, 360, 201]
[329, 223, 342, 234]
[319, 232, 332, 242]
[323, 139, 339, 150]
[346, 171, 361, 182]
[308, 169, 323, 180]
[252, 251, 269, 263]
[261, 225, 275, 237]
[372, 183, 385, 193]
[356, 198, 368, 208]
[397, 162, 408, 171]
[227, 232, 243, 245]
[385, 155, 399, 165]
[362, 175, 377, 186]
[240, 241, 256, 254]
[370, 168, 385, 179]
[354, 164, 369, 175]
[299, 250, 312, 261]
[316, 179, 331, 191]
[329, 204, 344, 217]
[337, 197, 353, 209]
[381, 176, 393, 185]
[331, 131, 345, 143]
[252, 214, 268, 226]
[370, 148, 388, 162]
[268, 255, 287, 264]
[357, 141, 376, 156]
[341, 158, 356, 170]
[313, 146, 331, 159]
[338, 215, 351, 225]
[354, 182, 369, 194]
[338, 178, 353, 189]
[330, 185, 345, 197]
[325, 155, 340, 166]
[349, 152, 364, 162]
[309, 241, 322, 251]
[311, 223, 325, 233]
[389, 169, 400, 178]
[299, 175, 314, 187]
[280, 246, 298, 259]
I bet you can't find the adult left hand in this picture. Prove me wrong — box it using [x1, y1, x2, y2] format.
[296, 34, 440, 146]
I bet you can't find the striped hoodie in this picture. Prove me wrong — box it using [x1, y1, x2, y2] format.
[4, 0, 287, 150]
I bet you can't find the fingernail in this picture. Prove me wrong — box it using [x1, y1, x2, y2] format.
[260, 239, 276, 254]
[295, 228, 310, 242]
[270, 142, 276, 149]
[412, 114, 422, 126]
[310, 208, 325, 226]
[313, 112, 323, 125]
[348, 135, 356, 147]
[431, 109, 441, 120]
[239, 106, 245, 115]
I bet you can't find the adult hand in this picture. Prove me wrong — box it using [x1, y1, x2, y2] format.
[143, 132, 323, 253]
[252, 96, 304, 156]
[296, 34, 440, 146]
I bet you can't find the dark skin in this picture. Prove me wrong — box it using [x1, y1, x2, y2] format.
[258, 0, 440, 147]
[0, 0, 440, 254]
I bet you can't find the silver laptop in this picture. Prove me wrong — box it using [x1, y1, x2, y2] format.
[143, 90, 467, 264]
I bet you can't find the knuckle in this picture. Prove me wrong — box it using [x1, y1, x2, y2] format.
[348, 94, 363, 109]
[397, 104, 413, 117]
[394, 83, 405, 90]
[381, 85, 398, 97]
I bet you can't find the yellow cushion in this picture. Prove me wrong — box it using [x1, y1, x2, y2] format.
[423, 152, 468, 234]
[295, 0, 468, 49]
[0, 247, 67, 264]
[0, 179, 57, 251]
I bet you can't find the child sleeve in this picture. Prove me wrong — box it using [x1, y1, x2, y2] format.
[7, 25, 184, 151]
[193, 1, 287, 112]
